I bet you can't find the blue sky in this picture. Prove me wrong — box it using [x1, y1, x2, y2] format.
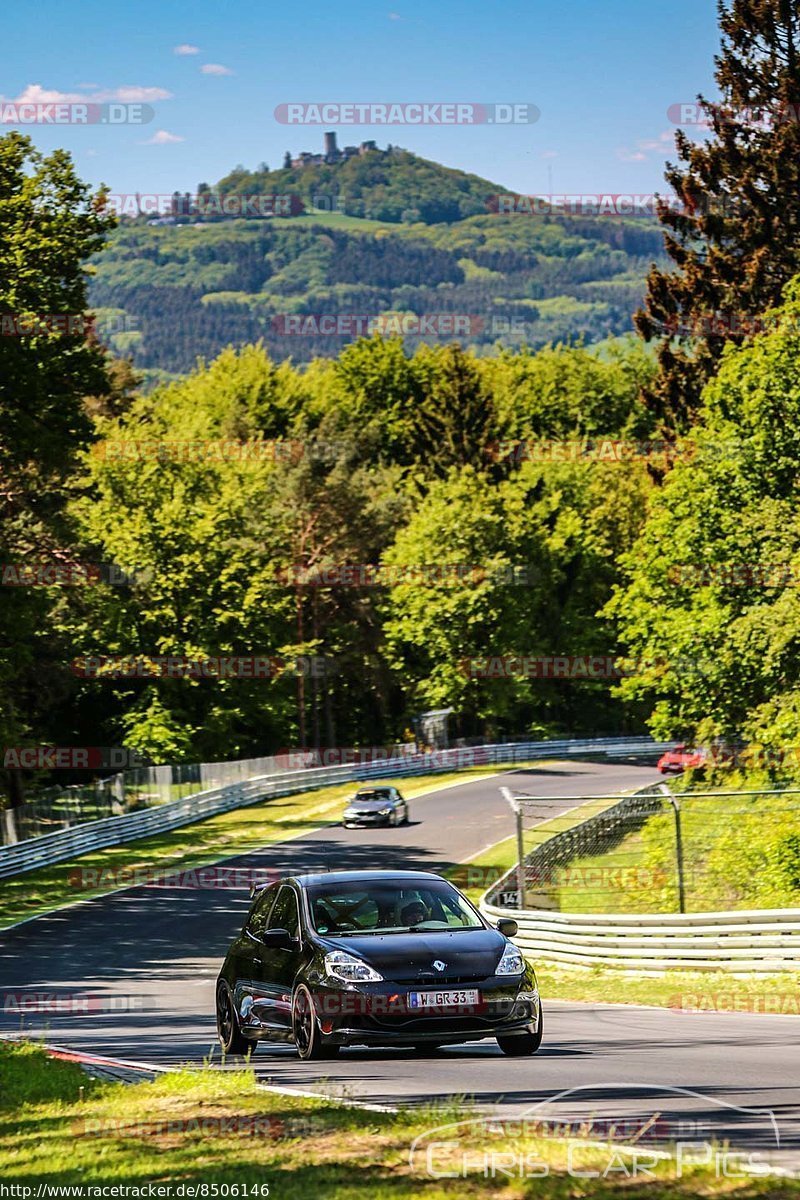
[1, 0, 721, 198]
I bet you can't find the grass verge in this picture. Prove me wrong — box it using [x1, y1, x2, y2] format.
[538, 964, 800, 1012]
[1, 1040, 792, 1196]
[0, 764, 522, 932]
[551, 789, 800, 915]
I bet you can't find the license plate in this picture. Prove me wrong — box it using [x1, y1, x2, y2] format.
[407, 988, 480, 1009]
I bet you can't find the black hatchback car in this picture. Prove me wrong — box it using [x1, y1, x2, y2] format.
[216, 869, 541, 1059]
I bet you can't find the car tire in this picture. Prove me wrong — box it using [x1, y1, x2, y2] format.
[292, 984, 341, 1060]
[496, 1008, 543, 1057]
[216, 982, 255, 1057]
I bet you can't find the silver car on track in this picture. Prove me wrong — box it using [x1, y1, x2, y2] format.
[342, 786, 410, 828]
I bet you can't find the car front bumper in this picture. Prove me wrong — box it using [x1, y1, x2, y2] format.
[307, 978, 539, 1046]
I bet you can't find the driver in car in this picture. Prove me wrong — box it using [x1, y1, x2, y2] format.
[400, 898, 428, 927]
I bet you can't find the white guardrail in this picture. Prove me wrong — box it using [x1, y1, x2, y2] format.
[0, 736, 666, 879]
[480, 785, 800, 973]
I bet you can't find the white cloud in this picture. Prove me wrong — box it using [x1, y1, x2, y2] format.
[541, 149, 559, 159]
[174, 44, 200, 55]
[388, 11, 402, 18]
[8, 84, 85, 104]
[617, 129, 675, 163]
[639, 131, 675, 151]
[98, 85, 173, 102]
[200, 63, 234, 76]
[144, 129, 185, 144]
[2, 82, 172, 105]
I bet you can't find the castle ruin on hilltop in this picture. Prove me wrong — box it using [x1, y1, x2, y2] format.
[289, 131, 383, 168]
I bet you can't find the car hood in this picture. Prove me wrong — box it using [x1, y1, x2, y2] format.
[319, 927, 506, 981]
[344, 798, 392, 812]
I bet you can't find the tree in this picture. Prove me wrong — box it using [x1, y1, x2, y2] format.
[382, 460, 651, 738]
[0, 132, 115, 806]
[73, 347, 409, 760]
[411, 344, 498, 475]
[283, 152, 292, 170]
[636, 0, 800, 431]
[611, 277, 800, 761]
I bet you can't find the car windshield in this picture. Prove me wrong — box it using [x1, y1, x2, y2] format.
[307, 880, 484, 935]
[352, 790, 391, 802]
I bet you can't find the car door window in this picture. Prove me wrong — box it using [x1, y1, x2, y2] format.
[246, 886, 278, 938]
[268, 886, 300, 939]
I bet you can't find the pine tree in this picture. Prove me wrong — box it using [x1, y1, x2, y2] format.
[636, 0, 800, 431]
[283, 151, 292, 169]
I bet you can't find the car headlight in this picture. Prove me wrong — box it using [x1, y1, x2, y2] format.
[380, 806, 393, 816]
[496, 945, 525, 975]
[324, 950, 384, 983]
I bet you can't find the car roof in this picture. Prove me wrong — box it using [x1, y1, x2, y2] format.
[292, 869, 445, 887]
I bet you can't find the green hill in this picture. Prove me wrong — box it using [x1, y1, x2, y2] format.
[89, 147, 667, 377]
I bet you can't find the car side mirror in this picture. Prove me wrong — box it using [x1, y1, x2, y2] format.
[261, 928, 296, 950]
[496, 918, 518, 937]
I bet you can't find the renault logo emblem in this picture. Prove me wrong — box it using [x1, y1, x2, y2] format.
[433, 960, 446, 972]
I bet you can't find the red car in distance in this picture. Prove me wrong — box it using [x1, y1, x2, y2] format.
[657, 744, 707, 774]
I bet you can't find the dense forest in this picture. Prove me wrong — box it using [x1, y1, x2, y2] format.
[89, 149, 666, 377]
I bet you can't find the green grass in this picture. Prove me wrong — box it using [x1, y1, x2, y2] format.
[271, 211, 396, 232]
[2, 1041, 791, 1196]
[0, 765, 515, 932]
[539, 965, 800, 1011]
[551, 792, 800, 915]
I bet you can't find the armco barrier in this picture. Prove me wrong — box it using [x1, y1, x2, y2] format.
[480, 784, 800, 972]
[0, 736, 667, 879]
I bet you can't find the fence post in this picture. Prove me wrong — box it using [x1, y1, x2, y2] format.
[515, 801, 526, 910]
[2, 807, 18, 845]
[664, 788, 686, 914]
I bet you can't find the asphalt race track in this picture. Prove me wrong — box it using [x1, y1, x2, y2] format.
[2, 761, 799, 1168]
